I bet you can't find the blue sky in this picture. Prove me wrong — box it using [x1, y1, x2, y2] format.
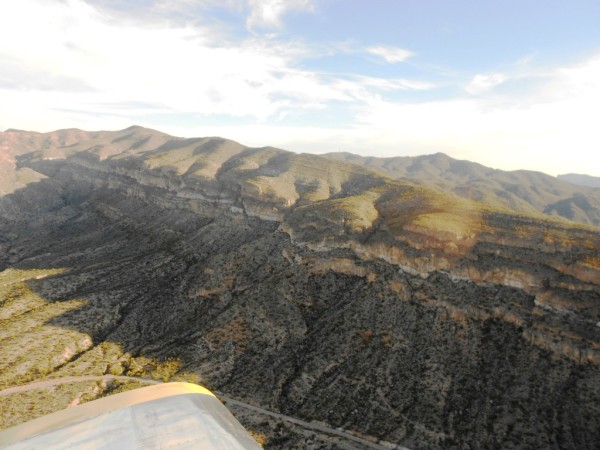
[1, 0, 599, 175]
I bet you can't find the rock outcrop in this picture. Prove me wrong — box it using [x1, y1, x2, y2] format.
[1, 127, 599, 449]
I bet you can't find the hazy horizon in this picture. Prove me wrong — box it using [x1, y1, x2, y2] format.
[1, 1, 599, 176]
[3, 123, 600, 180]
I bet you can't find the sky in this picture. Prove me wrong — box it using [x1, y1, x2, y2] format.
[1, 0, 600, 176]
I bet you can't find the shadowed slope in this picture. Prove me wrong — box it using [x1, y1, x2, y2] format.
[1, 127, 599, 450]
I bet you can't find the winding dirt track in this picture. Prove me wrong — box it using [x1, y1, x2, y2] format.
[0, 375, 160, 396]
[0, 376, 404, 450]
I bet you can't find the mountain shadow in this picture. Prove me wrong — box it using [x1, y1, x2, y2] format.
[1, 130, 600, 450]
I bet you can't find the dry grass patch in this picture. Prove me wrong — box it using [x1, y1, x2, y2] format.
[0, 379, 149, 431]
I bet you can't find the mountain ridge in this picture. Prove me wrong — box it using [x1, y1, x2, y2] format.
[1, 127, 599, 449]
[558, 173, 600, 189]
[4, 126, 600, 227]
[323, 151, 600, 227]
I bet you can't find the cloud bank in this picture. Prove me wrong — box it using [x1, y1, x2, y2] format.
[367, 45, 414, 63]
[0, 0, 599, 176]
[246, 0, 314, 30]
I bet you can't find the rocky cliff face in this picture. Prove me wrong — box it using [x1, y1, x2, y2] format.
[1, 128, 599, 449]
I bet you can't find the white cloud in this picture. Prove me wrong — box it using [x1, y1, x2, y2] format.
[0, 0, 434, 132]
[350, 55, 600, 175]
[548, 55, 600, 101]
[1, 1, 599, 177]
[246, 0, 314, 30]
[367, 45, 414, 63]
[465, 73, 507, 95]
[357, 76, 435, 91]
[184, 54, 600, 177]
[94, 0, 314, 33]
[0, 0, 333, 127]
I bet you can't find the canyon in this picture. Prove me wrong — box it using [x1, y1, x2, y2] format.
[1, 126, 599, 449]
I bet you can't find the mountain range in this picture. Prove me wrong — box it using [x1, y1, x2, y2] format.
[1, 126, 599, 449]
[323, 152, 600, 227]
[558, 173, 600, 189]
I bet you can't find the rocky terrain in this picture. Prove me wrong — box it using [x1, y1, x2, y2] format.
[1, 126, 599, 449]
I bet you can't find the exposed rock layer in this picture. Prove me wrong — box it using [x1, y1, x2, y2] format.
[1, 127, 599, 449]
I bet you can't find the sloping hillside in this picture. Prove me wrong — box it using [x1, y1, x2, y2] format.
[323, 152, 600, 226]
[1, 127, 599, 449]
[559, 173, 600, 189]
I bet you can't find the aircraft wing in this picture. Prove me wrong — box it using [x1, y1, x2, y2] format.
[0, 382, 262, 449]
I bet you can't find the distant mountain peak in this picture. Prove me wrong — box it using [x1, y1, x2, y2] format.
[321, 150, 600, 227]
[558, 173, 600, 189]
[429, 151, 452, 159]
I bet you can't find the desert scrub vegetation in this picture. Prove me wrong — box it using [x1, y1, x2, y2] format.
[0, 268, 97, 389]
[125, 355, 184, 383]
[244, 174, 299, 206]
[376, 183, 485, 241]
[582, 257, 600, 270]
[289, 189, 382, 238]
[0, 311, 91, 389]
[0, 268, 65, 306]
[52, 344, 200, 384]
[247, 429, 267, 447]
[322, 191, 380, 233]
[48, 341, 126, 379]
[204, 318, 250, 354]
